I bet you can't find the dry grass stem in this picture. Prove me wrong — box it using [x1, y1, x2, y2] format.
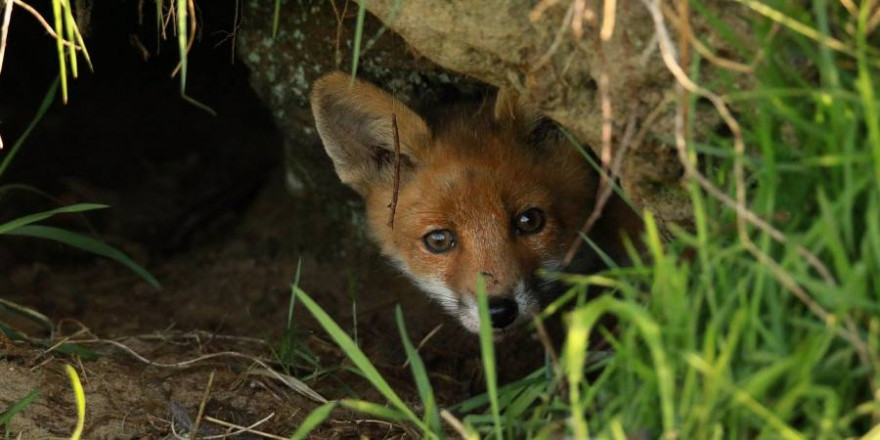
[529, 0, 561, 22]
[868, 6, 880, 34]
[191, 370, 215, 440]
[0, 0, 13, 76]
[201, 414, 284, 440]
[162, 0, 174, 39]
[73, 336, 328, 403]
[631, 94, 675, 151]
[33, 327, 89, 364]
[135, 330, 270, 346]
[562, 1, 633, 267]
[659, 2, 754, 73]
[839, 0, 858, 15]
[531, 313, 560, 372]
[600, 0, 617, 41]
[440, 409, 472, 440]
[531, 0, 575, 71]
[571, 0, 586, 39]
[676, 0, 692, 152]
[401, 323, 443, 369]
[735, 0, 872, 60]
[129, 34, 150, 61]
[330, 0, 351, 68]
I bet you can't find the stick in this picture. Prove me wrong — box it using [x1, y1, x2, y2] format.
[387, 112, 401, 229]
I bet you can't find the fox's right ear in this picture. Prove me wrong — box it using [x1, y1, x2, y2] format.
[311, 72, 431, 194]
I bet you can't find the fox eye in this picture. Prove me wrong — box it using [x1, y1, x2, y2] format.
[515, 208, 545, 235]
[423, 229, 456, 253]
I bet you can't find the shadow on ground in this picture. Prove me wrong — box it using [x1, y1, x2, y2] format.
[0, 3, 551, 438]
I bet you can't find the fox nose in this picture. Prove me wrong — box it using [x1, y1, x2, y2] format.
[487, 298, 518, 329]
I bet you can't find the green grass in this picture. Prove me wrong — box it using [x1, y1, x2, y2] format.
[287, 1, 880, 439]
[0, 390, 38, 438]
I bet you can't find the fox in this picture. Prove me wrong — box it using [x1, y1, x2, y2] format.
[310, 72, 639, 335]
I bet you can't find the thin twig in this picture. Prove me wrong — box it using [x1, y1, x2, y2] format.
[660, 2, 753, 73]
[401, 324, 443, 369]
[129, 34, 150, 61]
[132, 330, 269, 346]
[329, 0, 350, 69]
[191, 370, 215, 440]
[387, 113, 401, 229]
[162, 0, 174, 40]
[531, 313, 559, 371]
[839, 0, 858, 15]
[676, 0, 691, 141]
[230, 0, 240, 64]
[531, 0, 576, 71]
[202, 414, 284, 440]
[33, 327, 89, 364]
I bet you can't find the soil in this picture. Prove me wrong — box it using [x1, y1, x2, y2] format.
[0, 3, 551, 439]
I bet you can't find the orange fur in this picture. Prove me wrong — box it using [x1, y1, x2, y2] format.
[312, 72, 609, 334]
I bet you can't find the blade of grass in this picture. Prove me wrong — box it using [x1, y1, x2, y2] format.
[855, 0, 880, 191]
[395, 305, 441, 435]
[0, 77, 59, 179]
[287, 257, 303, 330]
[340, 399, 409, 421]
[272, 0, 281, 38]
[0, 203, 107, 234]
[565, 295, 590, 440]
[50, 0, 68, 103]
[475, 274, 503, 439]
[289, 401, 337, 440]
[0, 389, 38, 428]
[349, 0, 367, 81]
[568, 294, 676, 437]
[686, 354, 805, 440]
[6, 225, 161, 289]
[293, 287, 428, 432]
[60, 0, 77, 78]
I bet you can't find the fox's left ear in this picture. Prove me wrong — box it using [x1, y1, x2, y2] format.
[493, 88, 542, 138]
[311, 72, 431, 195]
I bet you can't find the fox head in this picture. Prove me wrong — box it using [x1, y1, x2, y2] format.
[311, 72, 597, 334]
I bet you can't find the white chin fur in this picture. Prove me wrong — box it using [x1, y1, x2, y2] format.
[391, 258, 542, 334]
[421, 279, 541, 335]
